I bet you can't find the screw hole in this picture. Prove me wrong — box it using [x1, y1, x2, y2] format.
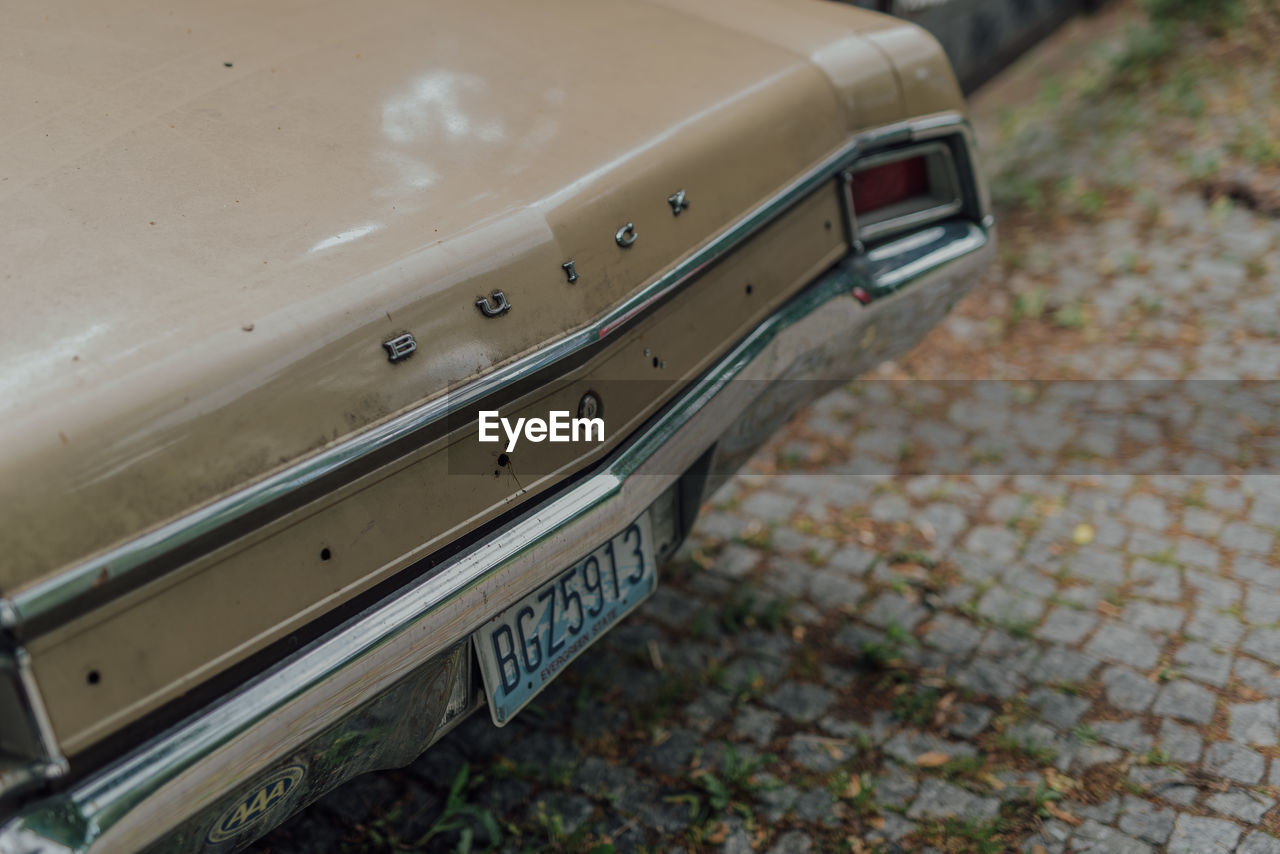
[86, 670, 101, 686]
[493, 469, 501, 477]
[652, 357, 659, 368]
[824, 220, 832, 230]
[498, 453, 510, 467]
[320, 547, 332, 561]
[745, 283, 753, 295]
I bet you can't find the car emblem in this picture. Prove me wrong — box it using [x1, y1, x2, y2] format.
[561, 260, 579, 283]
[578, 391, 602, 420]
[206, 765, 306, 844]
[382, 333, 417, 363]
[615, 222, 638, 247]
[476, 290, 512, 317]
[667, 189, 689, 216]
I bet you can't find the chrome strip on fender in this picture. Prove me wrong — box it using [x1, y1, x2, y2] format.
[2, 115, 983, 632]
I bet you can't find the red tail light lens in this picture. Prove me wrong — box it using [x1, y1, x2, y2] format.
[849, 155, 928, 214]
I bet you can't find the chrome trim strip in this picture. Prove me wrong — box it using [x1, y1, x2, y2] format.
[3, 113, 984, 634]
[0, 217, 993, 854]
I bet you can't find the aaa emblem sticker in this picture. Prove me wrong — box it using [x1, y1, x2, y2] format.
[206, 764, 305, 844]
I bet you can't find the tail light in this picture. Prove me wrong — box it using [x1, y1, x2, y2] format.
[841, 141, 963, 243]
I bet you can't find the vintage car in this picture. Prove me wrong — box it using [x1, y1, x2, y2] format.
[0, 0, 993, 850]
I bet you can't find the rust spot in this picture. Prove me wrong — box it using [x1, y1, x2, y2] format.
[148, 221, 156, 226]
[241, 323, 255, 332]
[71, 354, 79, 361]
[95, 567, 109, 587]
[58, 431, 69, 445]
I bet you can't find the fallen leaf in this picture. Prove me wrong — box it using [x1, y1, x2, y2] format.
[915, 751, 951, 767]
[1031, 845, 1050, 854]
[1073, 523, 1095, 545]
[866, 814, 885, 830]
[844, 776, 863, 799]
[706, 822, 729, 845]
[1097, 601, 1122, 618]
[1045, 802, 1082, 826]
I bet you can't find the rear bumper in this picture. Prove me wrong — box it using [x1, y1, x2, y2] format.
[0, 218, 993, 854]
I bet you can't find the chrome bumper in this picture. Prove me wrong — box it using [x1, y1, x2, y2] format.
[0, 217, 993, 854]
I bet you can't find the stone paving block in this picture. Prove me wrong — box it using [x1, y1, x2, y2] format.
[1175, 536, 1221, 571]
[739, 492, 800, 523]
[882, 730, 976, 765]
[1129, 766, 1198, 806]
[713, 544, 760, 579]
[1118, 796, 1175, 845]
[732, 706, 780, 747]
[804, 571, 865, 609]
[976, 586, 1046, 626]
[906, 778, 1000, 822]
[1037, 607, 1099, 644]
[1029, 646, 1101, 684]
[862, 592, 928, 630]
[964, 525, 1021, 562]
[1152, 679, 1217, 725]
[1229, 699, 1279, 746]
[1243, 627, 1280, 666]
[787, 734, 853, 773]
[1206, 787, 1275, 823]
[1123, 494, 1171, 530]
[1168, 814, 1242, 854]
[1235, 656, 1280, 696]
[1122, 600, 1185, 633]
[1071, 818, 1154, 854]
[1068, 548, 1127, 585]
[1223, 521, 1274, 554]
[765, 830, 813, 854]
[1236, 556, 1280, 590]
[827, 545, 877, 576]
[1029, 687, 1090, 729]
[1182, 507, 1224, 537]
[1092, 719, 1153, 753]
[1128, 530, 1174, 560]
[1129, 559, 1182, 601]
[753, 774, 799, 822]
[871, 766, 918, 810]
[1158, 718, 1203, 763]
[1185, 569, 1241, 607]
[923, 613, 983, 655]
[945, 703, 994, 739]
[1100, 666, 1157, 712]
[1204, 740, 1267, 784]
[762, 683, 835, 724]
[1085, 623, 1161, 670]
[1173, 642, 1232, 687]
[1240, 832, 1280, 854]
[1186, 606, 1246, 646]
[1245, 588, 1280, 625]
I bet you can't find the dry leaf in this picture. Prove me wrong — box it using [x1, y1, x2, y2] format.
[706, 822, 729, 845]
[1045, 802, 1082, 826]
[1097, 601, 1122, 618]
[866, 814, 885, 830]
[844, 776, 863, 799]
[1073, 523, 1095, 545]
[915, 751, 951, 767]
[1031, 845, 1050, 854]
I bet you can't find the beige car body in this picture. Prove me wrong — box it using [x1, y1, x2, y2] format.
[0, 1, 990, 851]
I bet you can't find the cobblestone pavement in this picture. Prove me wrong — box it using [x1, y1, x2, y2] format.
[253, 3, 1280, 852]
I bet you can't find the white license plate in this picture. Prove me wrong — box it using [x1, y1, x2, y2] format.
[474, 513, 656, 725]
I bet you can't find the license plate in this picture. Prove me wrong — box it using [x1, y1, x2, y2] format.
[474, 513, 656, 725]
